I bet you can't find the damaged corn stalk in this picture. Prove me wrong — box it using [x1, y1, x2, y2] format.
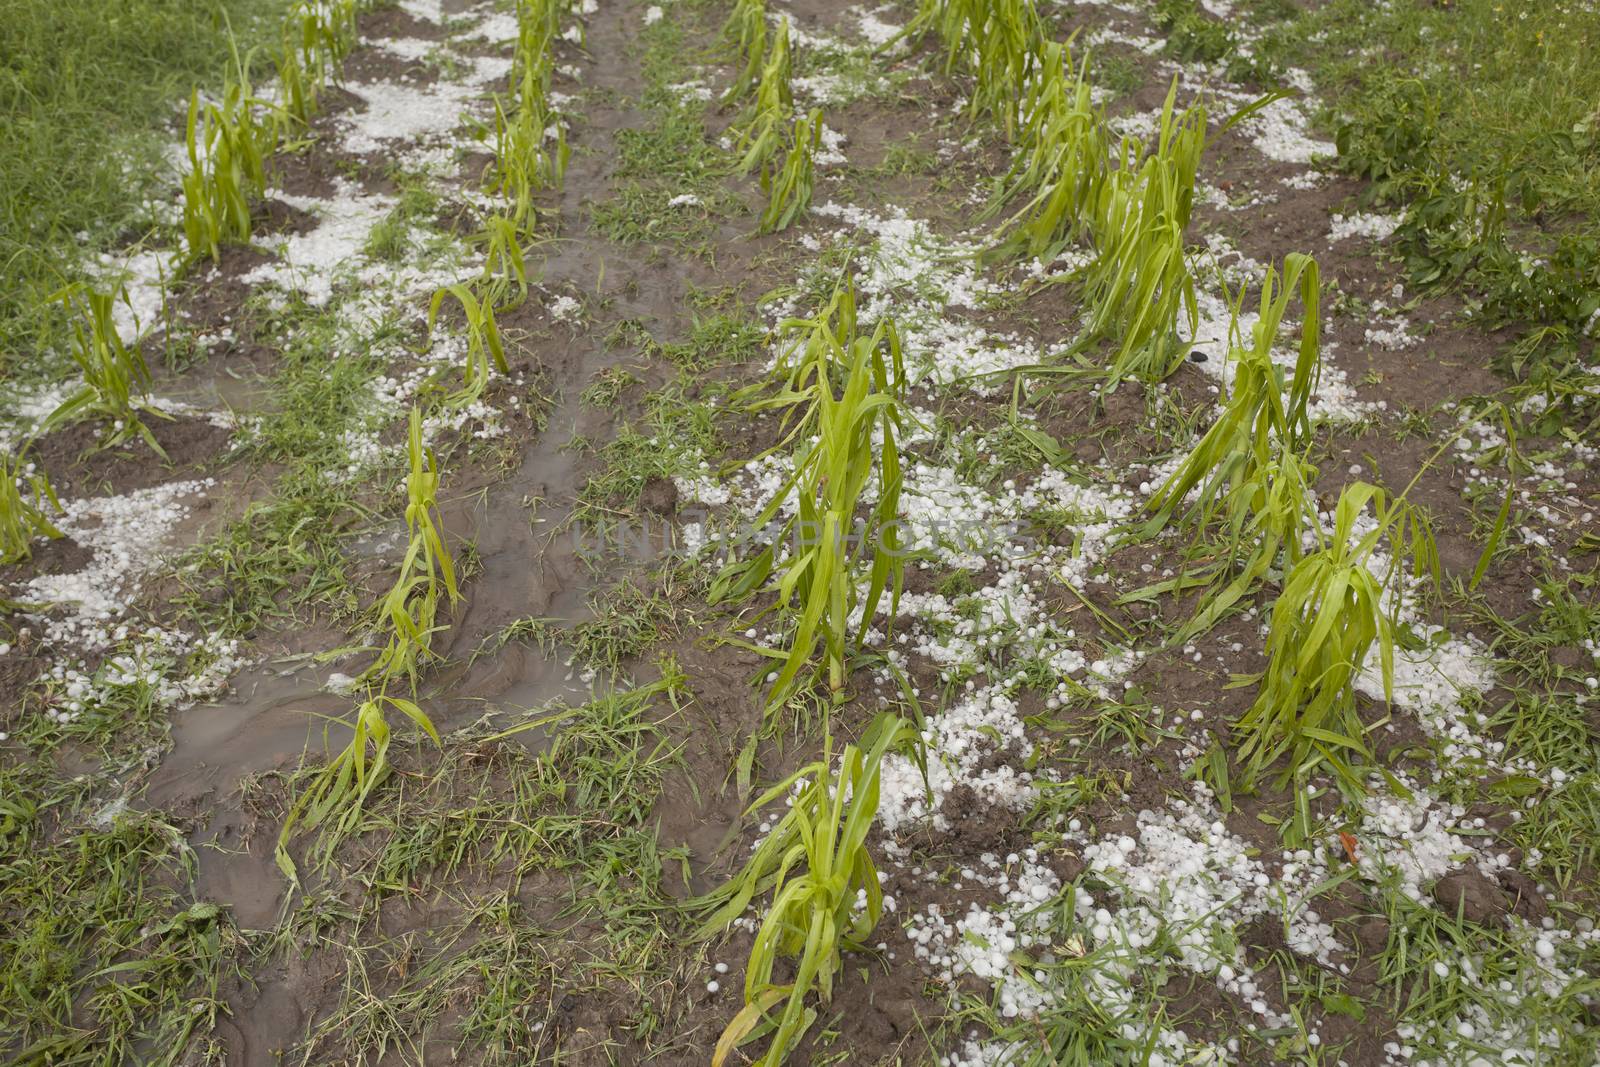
[1081, 79, 1207, 386]
[984, 38, 1108, 263]
[478, 212, 532, 307]
[277, 408, 454, 880]
[1233, 480, 1438, 793]
[180, 43, 276, 264]
[735, 16, 793, 175]
[42, 283, 171, 454]
[0, 449, 64, 566]
[699, 715, 915, 1067]
[1130, 254, 1323, 641]
[905, 0, 1043, 138]
[711, 286, 906, 708]
[759, 108, 822, 234]
[363, 406, 461, 689]
[427, 283, 510, 408]
[720, 0, 768, 105]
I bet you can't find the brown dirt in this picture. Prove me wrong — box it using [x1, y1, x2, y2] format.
[30, 414, 233, 498]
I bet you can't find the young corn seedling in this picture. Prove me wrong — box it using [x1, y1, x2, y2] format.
[363, 407, 462, 690]
[42, 283, 171, 454]
[427, 283, 510, 408]
[906, 0, 1043, 138]
[759, 109, 822, 234]
[985, 39, 1108, 263]
[720, 0, 768, 104]
[1232, 481, 1438, 793]
[274, 691, 441, 882]
[711, 286, 906, 707]
[698, 715, 915, 1067]
[0, 450, 64, 566]
[735, 17, 793, 175]
[477, 212, 531, 308]
[1131, 254, 1323, 641]
[181, 44, 276, 263]
[276, 408, 454, 880]
[1081, 80, 1207, 386]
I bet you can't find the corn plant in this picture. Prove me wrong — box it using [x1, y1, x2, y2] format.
[362, 407, 461, 690]
[985, 39, 1108, 262]
[276, 409, 457, 880]
[699, 715, 914, 1067]
[906, 0, 1043, 138]
[274, 691, 440, 881]
[42, 284, 171, 453]
[721, 0, 768, 104]
[489, 89, 568, 215]
[735, 17, 792, 175]
[1, 450, 64, 565]
[711, 286, 905, 706]
[516, 0, 563, 62]
[276, 0, 360, 128]
[1079, 80, 1207, 385]
[1232, 481, 1438, 792]
[760, 109, 821, 234]
[181, 44, 276, 263]
[427, 283, 509, 408]
[1132, 254, 1322, 641]
[478, 212, 531, 307]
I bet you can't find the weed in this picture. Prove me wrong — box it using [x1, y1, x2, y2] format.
[0, 793, 240, 1063]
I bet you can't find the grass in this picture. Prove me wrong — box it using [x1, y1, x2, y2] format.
[591, 12, 738, 245]
[281, 672, 690, 1062]
[0, 778, 241, 1066]
[1273, 0, 1600, 373]
[0, 0, 296, 353]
